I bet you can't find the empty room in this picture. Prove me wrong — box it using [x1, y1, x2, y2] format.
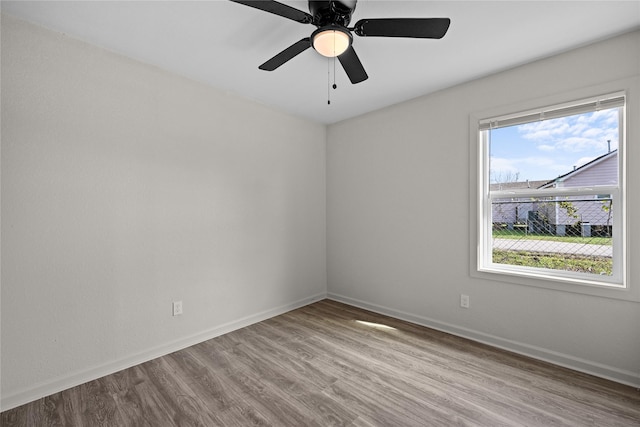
[1, 1, 639, 425]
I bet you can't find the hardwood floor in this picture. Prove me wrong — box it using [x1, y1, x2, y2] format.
[2, 299, 639, 426]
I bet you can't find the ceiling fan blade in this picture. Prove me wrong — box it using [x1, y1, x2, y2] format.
[354, 18, 451, 39]
[338, 46, 368, 84]
[259, 38, 312, 71]
[229, 0, 313, 24]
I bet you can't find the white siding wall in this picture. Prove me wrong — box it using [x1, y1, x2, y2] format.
[562, 153, 618, 187]
[555, 153, 617, 226]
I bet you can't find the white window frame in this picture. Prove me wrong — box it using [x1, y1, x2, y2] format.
[469, 86, 637, 302]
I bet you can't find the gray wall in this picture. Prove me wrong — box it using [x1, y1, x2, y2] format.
[1, 15, 326, 408]
[327, 31, 640, 386]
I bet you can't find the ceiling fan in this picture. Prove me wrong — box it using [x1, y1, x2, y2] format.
[229, 0, 451, 84]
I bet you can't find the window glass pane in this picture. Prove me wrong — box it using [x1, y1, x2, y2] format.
[491, 196, 613, 276]
[482, 103, 622, 283]
[489, 107, 619, 185]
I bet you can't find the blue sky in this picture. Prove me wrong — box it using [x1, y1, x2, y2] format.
[489, 108, 619, 182]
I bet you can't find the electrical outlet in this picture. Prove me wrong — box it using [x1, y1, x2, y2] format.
[172, 301, 183, 316]
[460, 294, 470, 309]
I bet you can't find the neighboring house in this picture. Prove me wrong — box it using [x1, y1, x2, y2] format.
[492, 150, 617, 236]
[491, 180, 549, 225]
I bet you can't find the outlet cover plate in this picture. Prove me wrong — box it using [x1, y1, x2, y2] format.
[173, 301, 183, 316]
[460, 294, 470, 309]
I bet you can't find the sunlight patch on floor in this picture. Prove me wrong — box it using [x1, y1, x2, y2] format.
[356, 320, 397, 330]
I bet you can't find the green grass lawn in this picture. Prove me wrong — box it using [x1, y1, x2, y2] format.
[492, 229, 612, 246]
[493, 249, 612, 275]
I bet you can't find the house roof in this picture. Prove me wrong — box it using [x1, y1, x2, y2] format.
[490, 180, 550, 191]
[491, 179, 549, 191]
[537, 150, 617, 189]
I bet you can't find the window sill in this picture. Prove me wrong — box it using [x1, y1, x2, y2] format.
[472, 265, 637, 302]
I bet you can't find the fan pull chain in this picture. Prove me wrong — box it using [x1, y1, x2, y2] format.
[327, 57, 331, 105]
[333, 55, 337, 90]
[332, 34, 337, 90]
[327, 34, 339, 105]
[327, 57, 338, 105]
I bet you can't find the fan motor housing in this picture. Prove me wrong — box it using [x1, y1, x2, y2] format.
[309, 0, 355, 27]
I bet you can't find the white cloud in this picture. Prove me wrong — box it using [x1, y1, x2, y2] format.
[574, 156, 596, 168]
[490, 157, 520, 174]
[582, 128, 603, 138]
[517, 109, 618, 154]
[521, 156, 556, 167]
[519, 118, 570, 141]
[491, 155, 570, 181]
[490, 107, 620, 181]
[592, 109, 619, 125]
[556, 137, 600, 152]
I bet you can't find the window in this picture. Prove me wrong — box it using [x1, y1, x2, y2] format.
[476, 93, 626, 288]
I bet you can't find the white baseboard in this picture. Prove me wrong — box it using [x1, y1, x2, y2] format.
[1, 292, 327, 412]
[327, 292, 640, 389]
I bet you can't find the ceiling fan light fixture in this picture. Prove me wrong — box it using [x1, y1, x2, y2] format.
[312, 27, 351, 57]
[231, 0, 451, 85]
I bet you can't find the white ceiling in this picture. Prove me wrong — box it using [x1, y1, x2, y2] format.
[2, 1, 639, 124]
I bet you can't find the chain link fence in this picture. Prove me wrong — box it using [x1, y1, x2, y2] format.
[491, 196, 613, 275]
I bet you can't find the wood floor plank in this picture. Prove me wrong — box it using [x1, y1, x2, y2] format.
[2, 299, 639, 426]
